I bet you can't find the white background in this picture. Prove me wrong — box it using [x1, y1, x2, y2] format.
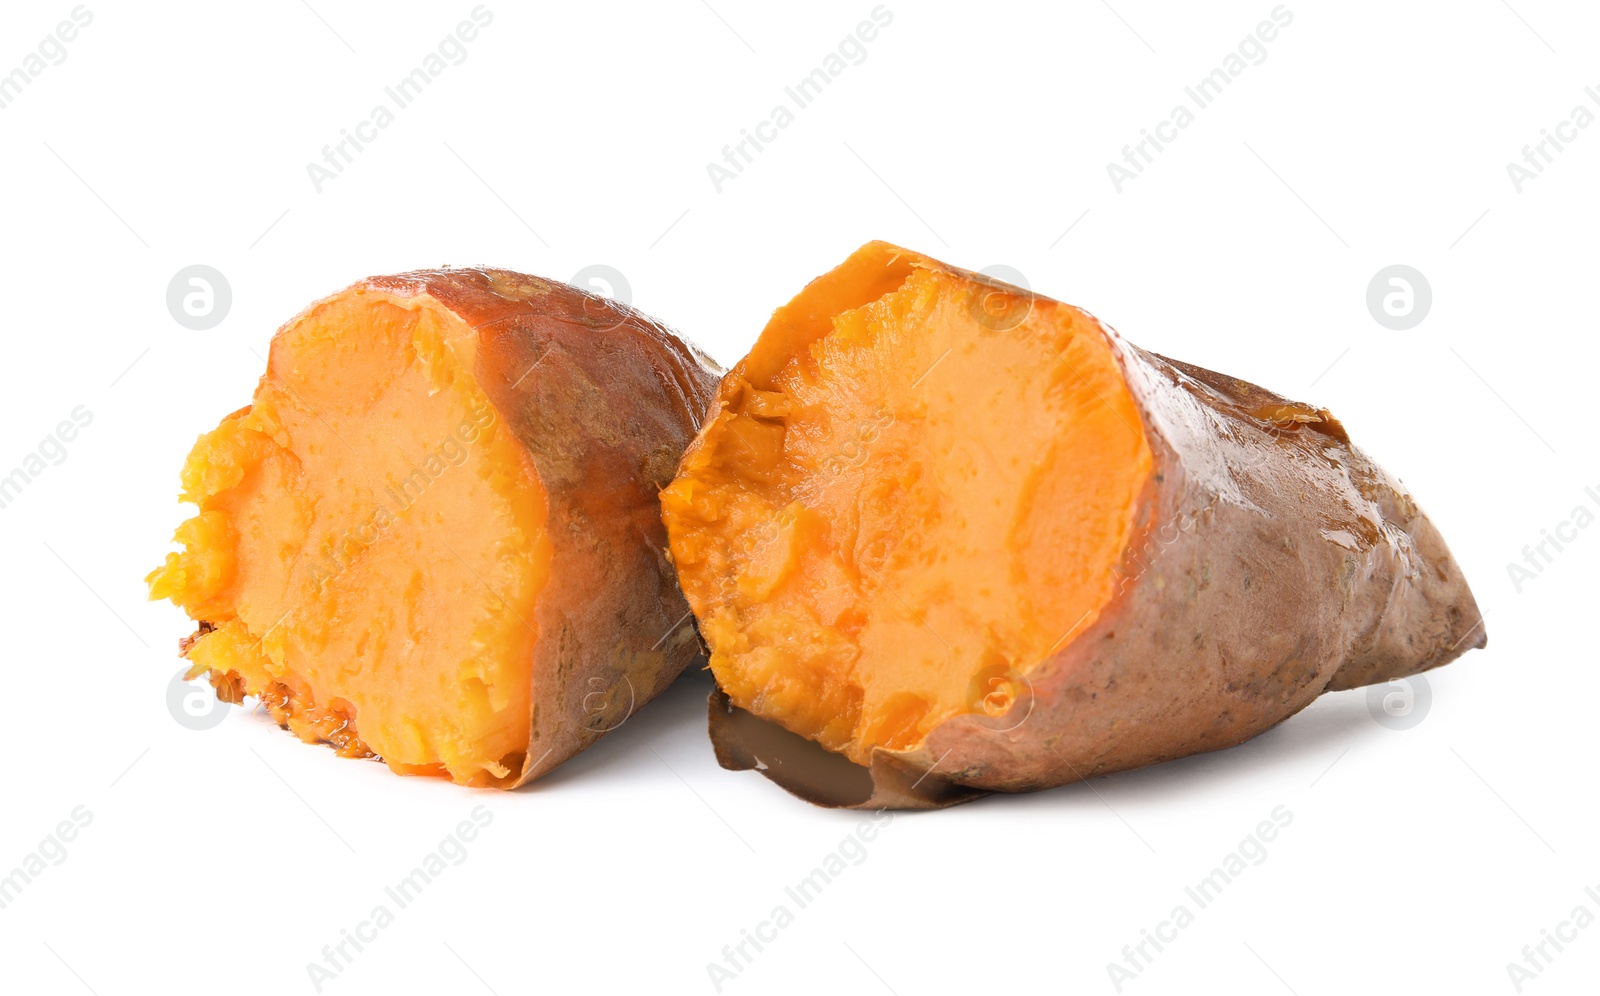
[1, 1, 1595, 993]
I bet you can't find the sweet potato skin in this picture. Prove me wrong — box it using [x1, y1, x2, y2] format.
[183, 268, 719, 787]
[700, 244, 1486, 808]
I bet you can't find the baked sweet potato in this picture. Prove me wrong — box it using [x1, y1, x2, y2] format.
[150, 268, 719, 787]
[660, 242, 1487, 808]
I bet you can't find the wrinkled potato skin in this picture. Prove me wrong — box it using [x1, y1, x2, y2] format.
[358, 268, 720, 786]
[703, 250, 1485, 809]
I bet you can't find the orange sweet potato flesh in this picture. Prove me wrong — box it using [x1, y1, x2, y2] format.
[662, 242, 1487, 809]
[150, 269, 718, 787]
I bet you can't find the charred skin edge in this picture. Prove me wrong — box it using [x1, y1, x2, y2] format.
[708, 687, 986, 810]
[696, 242, 1486, 809]
[176, 267, 721, 787]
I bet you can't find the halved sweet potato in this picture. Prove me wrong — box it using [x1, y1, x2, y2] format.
[150, 268, 718, 787]
[661, 242, 1486, 808]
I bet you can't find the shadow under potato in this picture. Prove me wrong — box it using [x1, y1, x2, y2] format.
[702, 682, 1387, 813]
[227, 664, 1383, 817]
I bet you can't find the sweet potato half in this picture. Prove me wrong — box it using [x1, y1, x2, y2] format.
[150, 268, 718, 787]
[661, 242, 1487, 808]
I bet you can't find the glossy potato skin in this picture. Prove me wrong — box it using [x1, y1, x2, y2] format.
[704, 252, 1486, 809]
[362, 269, 720, 786]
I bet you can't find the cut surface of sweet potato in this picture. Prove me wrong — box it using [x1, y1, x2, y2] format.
[664, 242, 1487, 808]
[152, 269, 718, 787]
[662, 256, 1152, 764]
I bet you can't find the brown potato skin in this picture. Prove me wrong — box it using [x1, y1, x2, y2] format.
[700, 245, 1486, 809]
[251, 268, 719, 787]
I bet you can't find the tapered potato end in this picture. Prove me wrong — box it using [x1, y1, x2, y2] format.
[151, 268, 718, 787]
[1323, 469, 1488, 690]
